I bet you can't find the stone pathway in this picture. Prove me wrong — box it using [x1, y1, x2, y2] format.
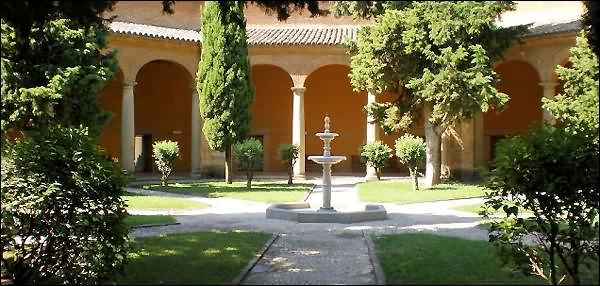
[242, 232, 376, 285]
[128, 176, 492, 284]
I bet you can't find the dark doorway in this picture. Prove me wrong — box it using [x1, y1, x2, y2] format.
[142, 134, 153, 172]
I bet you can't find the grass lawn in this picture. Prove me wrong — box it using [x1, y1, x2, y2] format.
[123, 192, 209, 210]
[115, 230, 272, 285]
[124, 215, 177, 227]
[374, 233, 599, 285]
[143, 181, 313, 203]
[357, 180, 486, 204]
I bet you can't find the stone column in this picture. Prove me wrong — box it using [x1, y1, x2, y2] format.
[365, 89, 379, 181]
[540, 81, 558, 124]
[292, 86, 306, 177]
[460, 118, 476, 180]
[191, 88, 202, 177]
[120, 80, 136, 174]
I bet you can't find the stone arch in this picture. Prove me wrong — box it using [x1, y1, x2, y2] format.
[134, 59, 194, 172]
[98, 67, 125, 161]
[304, 64, 367, 173]
[250, 64, 294, 172]
[483, 60, 543, 161]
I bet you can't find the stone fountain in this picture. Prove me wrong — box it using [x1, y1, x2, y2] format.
[266, 115, 387, 223]
[307, 115, 347, 211]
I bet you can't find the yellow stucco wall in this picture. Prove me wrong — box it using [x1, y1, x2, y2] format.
[250, 65, 294, 172]
[98, 70, 124, 161]
[304, 65, 367, 172]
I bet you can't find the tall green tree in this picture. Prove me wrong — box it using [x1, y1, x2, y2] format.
[542, 31, 599, 142]
[1, 18, 117, 136]
[197, 1, 254, 184]
[338, 1, 526, 186]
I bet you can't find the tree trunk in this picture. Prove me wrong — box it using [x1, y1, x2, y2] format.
[287, 161, 293, 185]
[225, 145, 233, 184]
[423, 105, 443, 187]
[247, 169, 253, 189]
[376, 168, 381, 180]
[412, 168, 420, 191]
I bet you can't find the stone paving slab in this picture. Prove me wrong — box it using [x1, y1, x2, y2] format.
[241, 232, 376, 285]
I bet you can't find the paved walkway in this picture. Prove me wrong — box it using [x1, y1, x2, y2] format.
[242, 232, 376, 285]
[128, 176, 490, 285]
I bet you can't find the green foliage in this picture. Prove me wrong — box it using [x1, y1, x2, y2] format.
[152, 140, 179, 187]
[542, 31, 599, 143]
[1, 18, 116, 136]
[278, 144, 299, 184]
[233, 138, 264, 188]
[197, 1, 254, 152]
[360, 141, 392, 180]
[331, 1, 410, 19]
[347, 1, 525, 132]
[484, 125, 599, 285]
[250, 1, 325, 21]
[395, 134, 425, 190]
[342, 1, 526, 185]
[1, 126, 129, 285]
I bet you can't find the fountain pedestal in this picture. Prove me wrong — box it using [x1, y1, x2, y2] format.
[307, 115, 346, 211]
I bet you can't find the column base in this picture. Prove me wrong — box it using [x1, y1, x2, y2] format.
[364, 174, 379, 182]
[191, 169, 203, 179]
[318, 207, 336, 212]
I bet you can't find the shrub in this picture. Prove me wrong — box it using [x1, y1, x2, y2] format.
[483, 125, 599, 285]
[360, 141, 392, 180]
[1, 126, 129, 285]
[395, 134, 426, 191]
[234, 138, 263, 188]
[152, 140, 179, 186]
[278, 144, 299, 184]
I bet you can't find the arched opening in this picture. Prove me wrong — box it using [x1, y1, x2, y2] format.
[98, 68, 124, 161]
[484, 60, 542, 162]
[250, 65, 294, 173]
[135, 60, 193, 172]
[304, 64, 367, 173]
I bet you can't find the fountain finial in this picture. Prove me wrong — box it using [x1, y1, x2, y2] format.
[324, 115, 330, 133]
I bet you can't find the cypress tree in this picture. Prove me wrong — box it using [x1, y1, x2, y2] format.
[197, 1, 254, 184]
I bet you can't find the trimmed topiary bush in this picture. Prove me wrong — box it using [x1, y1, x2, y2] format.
[360, 141, 392, 180]
[395, 134, 426, 191]
[234, 138, 263, 188]
[152, 140, 179, 187]
[1, 126, 129, 285]
[278, 144, 299, 184]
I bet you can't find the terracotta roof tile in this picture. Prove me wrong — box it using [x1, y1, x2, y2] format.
[109, 20, 580, 45]
[109, 21, 359, 45]
[110, 21, 200, 42]
[526, 20, 581, 37]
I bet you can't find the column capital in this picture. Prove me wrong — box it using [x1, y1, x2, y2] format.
[367, 88, 379, 96]
[291, 86, 306, 94]
[123, 80, 137, 89]
[539, 81, 558, 88]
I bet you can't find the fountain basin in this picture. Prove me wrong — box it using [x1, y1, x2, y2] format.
[307, 155, 346, 164]
[315, 132, 338, 140]
[266, 202, 387, 223]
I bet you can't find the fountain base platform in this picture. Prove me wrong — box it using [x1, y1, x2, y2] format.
[266, 202, 387, 224]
